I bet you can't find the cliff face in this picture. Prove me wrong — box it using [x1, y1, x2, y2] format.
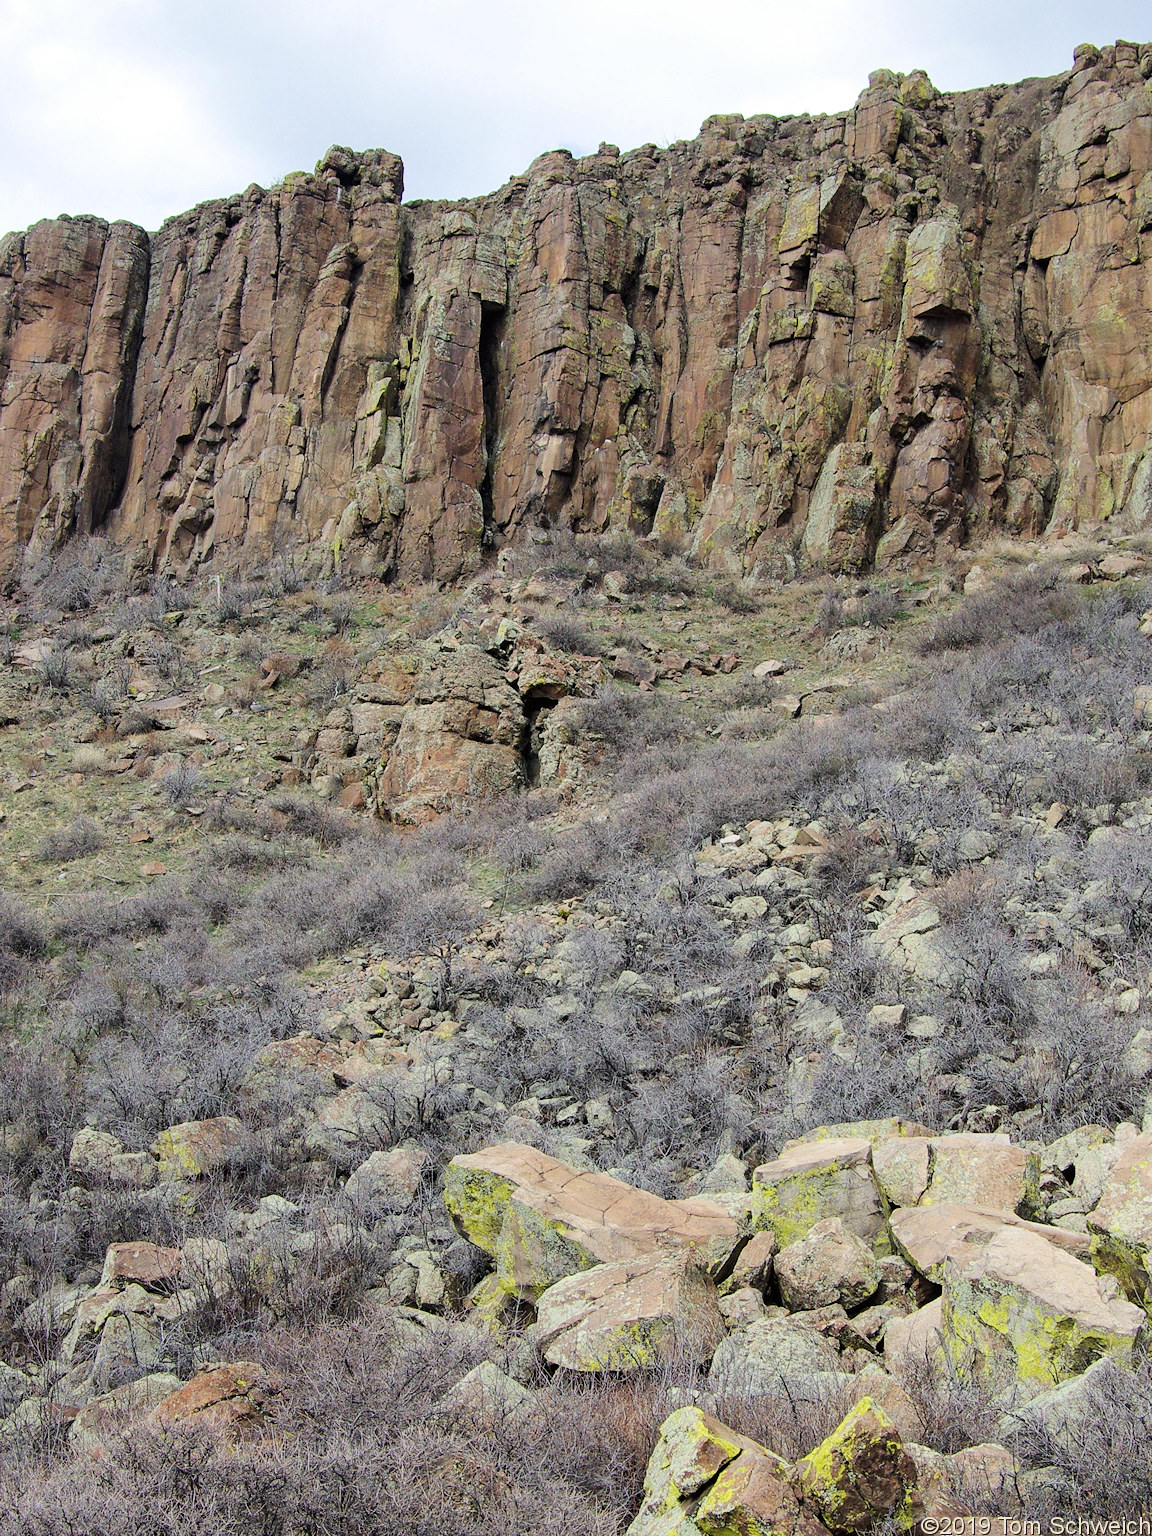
[3, 39, 1152, 585]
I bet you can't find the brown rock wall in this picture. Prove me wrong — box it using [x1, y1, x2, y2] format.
[4, 42, 1152, 580]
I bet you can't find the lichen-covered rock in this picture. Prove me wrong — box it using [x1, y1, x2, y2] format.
[752, 1137, 882, 1248]
[627, 1406, 745, 1535]
[151, 1116, 253, 1180]
[1088, 1129, 1152, 1311]
[774, 1217, 882, 1311]
[997, 1352, 1122, 1456]
[69, 1127, 124, 1179]
[871, 1136, 932, 1209]
[92, 1309, 164, 1392]
[940, 1226, 1144, 1395]
[801, 441, 880, 572]
[695, 1440, 825, 1536]
[528, 1253, 725, 1372]
[792, 1398, 916, 1533]
[920, 1134, 1041, 1216]
[849, 1364, 925, 1444]
[444, 1142, 738, 1301]
[626, 1406, 821, 1536]
[709, 1317, 842, 1396]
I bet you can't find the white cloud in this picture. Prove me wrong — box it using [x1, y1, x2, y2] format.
[0, 0, 253, 230]
[0, 0, 1147, 234]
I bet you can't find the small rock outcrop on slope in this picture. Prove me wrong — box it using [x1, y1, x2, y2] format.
[4, 41, 1152, 583]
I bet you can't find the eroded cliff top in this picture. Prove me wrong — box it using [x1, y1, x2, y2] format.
[2, 39, 1151, 590]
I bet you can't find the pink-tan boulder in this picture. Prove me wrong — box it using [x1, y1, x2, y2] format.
[151, 1361, 271, 1438]
[444, 1142, 739, 1301]
[529, 1252, 726, 1372]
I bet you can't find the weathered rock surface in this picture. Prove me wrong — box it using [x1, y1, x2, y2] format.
[1089, 1129, 1152, 1309]
[152, 1115, 253, 1179]
[890, 1201, 1090, 1282]
[625, 1406, 822, 1536]
[709, 1316, 843, 1396]
[906, 1440, 1016, 1523]
[69, 1372, 184, 1455]
[7, 44, 1152, 580]
[774, 1216, 882, 1311]
[344, 1145, 429, 1213]
[99, 1241, 182, 1291]
[151, 1360, 271, 1438]
[0, 217, 148, 574]
[884, 1297, 946, 1382]
[528, 1252, 725, 1371]
[69, 1127, 125, 1178]
[919, 1134, 1040, 1216]
[793, 1398, 916, 1532]
[376, 645, 525, 823]
[940, 1225, 1144, 1395]
[444, 1142, 738, 1300]
[753, 1137, 883, 1247]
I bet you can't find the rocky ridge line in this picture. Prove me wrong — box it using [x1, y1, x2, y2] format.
[3, 40, 1152, 584]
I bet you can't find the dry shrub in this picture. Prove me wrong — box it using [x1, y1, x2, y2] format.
[159, 763, 203, 808]
[0, 1319, 662, 1535]
[1012, 1358, 1152, 1517]
[37, 820, 103, 864]
[71, 744, 110, 775]
[711, 578, 760, 614]
[915, 568, 1076, 654]
[0, 897, 46, 996]
[535, 613, 603, 655]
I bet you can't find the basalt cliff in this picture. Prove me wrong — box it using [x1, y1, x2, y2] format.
[3, 38, 1152, 586]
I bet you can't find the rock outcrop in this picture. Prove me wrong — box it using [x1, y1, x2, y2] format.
[444, 1141, 739, 1301]
[4, 41, 1152, 582]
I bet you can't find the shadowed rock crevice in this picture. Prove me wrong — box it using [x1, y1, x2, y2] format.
[478, 298, 506, 550]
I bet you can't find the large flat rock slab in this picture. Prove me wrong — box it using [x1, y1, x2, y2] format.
[890, 1202, 1090, 1282]
[445, 1142, 739, 1300]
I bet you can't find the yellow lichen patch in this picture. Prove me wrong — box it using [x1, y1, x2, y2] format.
[941, 1228, 1144, 1393]
[694, 1442, 808, 1536]
[1090, 1231, 1152, 1314]
[642, 1405, 744, 1508]
[492, 1196, 595, 1300]
[794, 1398, 915, 1533]
[442, 1162, 517, 1253]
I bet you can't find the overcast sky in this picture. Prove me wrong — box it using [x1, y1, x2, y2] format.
[1, 0, 1148, 236]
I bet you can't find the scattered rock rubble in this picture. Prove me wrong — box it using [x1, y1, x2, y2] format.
[9, 1119, 1149, 1526]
